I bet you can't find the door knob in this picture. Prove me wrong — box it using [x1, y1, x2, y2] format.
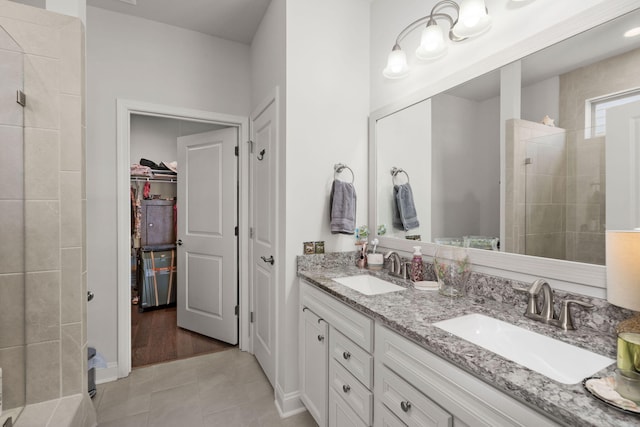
[400, 401, 412, 412]
[342, 384, 351, 393]
[176, 239, 183, 246]
[343, 351, 351, 360]
[87, 291, 94, 302]
[261, 255, 274, 265]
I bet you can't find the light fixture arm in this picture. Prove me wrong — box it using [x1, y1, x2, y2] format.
[393, 0, 466, 48]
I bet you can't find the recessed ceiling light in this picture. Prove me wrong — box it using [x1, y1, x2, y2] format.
[624, 27, 640, 38]
[118, 0, 137, 5]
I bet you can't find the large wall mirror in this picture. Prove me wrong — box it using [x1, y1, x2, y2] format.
[370, 8, 640, 295]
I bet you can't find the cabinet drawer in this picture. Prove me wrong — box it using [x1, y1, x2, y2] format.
[301, 280, 374, 352]
[329, 388, 369, 427]
[379, 365, 451, 427]
[330, 359, 373, 425]
[374, 399, 406, 427]
[330, 328, 373, 388]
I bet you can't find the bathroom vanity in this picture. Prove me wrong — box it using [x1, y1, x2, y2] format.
[297, 257, 635, 427]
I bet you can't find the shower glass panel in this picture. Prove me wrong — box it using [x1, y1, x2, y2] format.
[514, 125, 605, 265]
[0, 24, 26, 425]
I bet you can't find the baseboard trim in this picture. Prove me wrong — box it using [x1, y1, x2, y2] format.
[274, 383, 305, 418]
[95, 362, 118, 384]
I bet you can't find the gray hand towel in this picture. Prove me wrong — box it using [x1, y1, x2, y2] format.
[330, 179, 357, 234]
[394, 183, 419, 231]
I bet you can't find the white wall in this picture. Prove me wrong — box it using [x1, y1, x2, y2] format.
[431, 93, 499, 239]
[86, 6, 251, 370]
[130, 115, 224, 165]
[370, 0, 635, 112]
[522, 76, 560, 126]
[283, 0, 371, 413]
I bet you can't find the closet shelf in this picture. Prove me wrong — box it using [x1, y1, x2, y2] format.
[131, 176, 177, 184]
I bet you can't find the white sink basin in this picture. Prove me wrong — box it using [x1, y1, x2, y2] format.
[333, 275, 406, 296]
[433, 313, 614, 384]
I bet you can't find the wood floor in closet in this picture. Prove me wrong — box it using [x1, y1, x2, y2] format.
[131, 305, 235, 368]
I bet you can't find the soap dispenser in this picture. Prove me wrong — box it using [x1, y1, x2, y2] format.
[410, 246, 424, 282]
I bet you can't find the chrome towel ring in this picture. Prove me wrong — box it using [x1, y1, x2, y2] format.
[334, 163, 355, 183]
[391, 167, 410, 183]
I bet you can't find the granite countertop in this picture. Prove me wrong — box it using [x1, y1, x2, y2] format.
[297, 263, 638, 427]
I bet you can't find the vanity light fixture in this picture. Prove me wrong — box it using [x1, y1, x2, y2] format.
[383, 0, 491, 79]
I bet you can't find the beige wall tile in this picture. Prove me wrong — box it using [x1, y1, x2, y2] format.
[0, 17, 60, 59]
[24, 127, 59, 200]
[0, 21, 21, 52]
[60, 20, 83, 96]
[0, 346, 25, 410]
[0, 273, 25, 348]
[61, 171, 82, 248]
[26, 340, 61, 404]
[61, 247, 82, 324]
[0, 125, 24, 200]
[62, 323, 83, 396]
[0, 200, 24, 274]
[24, 54, 60, 130]
[0, 50, 24, 126]
[25, 271, 60, 344]
[60, 94, 82, 172]
[25, 200, 60, 271]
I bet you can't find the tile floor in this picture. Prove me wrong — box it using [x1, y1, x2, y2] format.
[93, 348, 317, 427]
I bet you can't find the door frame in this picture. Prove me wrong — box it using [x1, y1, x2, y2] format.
[116, 99, 250, 378]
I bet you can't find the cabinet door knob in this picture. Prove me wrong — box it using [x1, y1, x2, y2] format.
[343, 351, 351, 360]
[317, 334, 325, 342]
[342, 384, 351, 393]
[400, 401, 412, 412]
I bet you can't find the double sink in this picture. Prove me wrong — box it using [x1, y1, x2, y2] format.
[333, 274, 614, 385]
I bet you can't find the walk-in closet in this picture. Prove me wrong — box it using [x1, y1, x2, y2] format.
[129, 114, 234, 367]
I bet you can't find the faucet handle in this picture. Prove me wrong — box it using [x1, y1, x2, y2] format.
[557, 299, 593, 330]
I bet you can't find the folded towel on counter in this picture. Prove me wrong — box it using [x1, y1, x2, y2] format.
[393, 183, 419, 231]
[330, 179, 357, 234]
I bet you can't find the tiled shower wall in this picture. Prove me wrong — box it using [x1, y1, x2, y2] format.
[560, 47, 640, 265]
[504, 119, 567, 259]
[0, 2, 92, 424]
[0, 12, 26, 413]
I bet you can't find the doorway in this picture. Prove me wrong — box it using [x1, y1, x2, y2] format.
[116, 99, 251, 378]
[129, 115, 236, 367]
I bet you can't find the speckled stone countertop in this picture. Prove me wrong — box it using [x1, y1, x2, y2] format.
[297, 253, 639, 427]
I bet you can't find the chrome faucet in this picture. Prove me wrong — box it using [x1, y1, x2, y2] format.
[523, 279, 593, 330]
[524, 279, 555, 322]
[384, 251, 403, 277]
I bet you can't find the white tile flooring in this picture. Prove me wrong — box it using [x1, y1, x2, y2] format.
[93, 348, 317, 427]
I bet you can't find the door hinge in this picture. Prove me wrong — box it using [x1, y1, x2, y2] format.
[16, 90, 26, 107]
[249, 227, 254, 238]
[235, 146, 239, 156]
[234, 226, 238, 236]
[250, 311, 255, 323]
[234, 305, 239, 316]
[247, 140, 254, 153]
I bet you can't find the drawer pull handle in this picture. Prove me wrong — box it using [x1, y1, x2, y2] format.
[342, 384, 351, 393]
[400, 401, 412, 412]
[342, 351, 351, 360]
[317, 334, 325, 342]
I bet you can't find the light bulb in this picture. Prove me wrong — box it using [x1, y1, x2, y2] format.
[453, 0, 491, 38]
[416, 23, 447, 61]
[459, 0, 486, 27]
[383, 47, 409, 79]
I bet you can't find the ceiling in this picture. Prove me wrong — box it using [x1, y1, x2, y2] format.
[11, 0, 272, 44]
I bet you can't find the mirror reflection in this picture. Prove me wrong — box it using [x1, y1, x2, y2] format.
[375, 9, 640, 266]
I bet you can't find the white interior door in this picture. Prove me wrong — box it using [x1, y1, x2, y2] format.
[250, 99, 277, 386]
[606, 100, 640, 230]
[177, 127, 238, 344]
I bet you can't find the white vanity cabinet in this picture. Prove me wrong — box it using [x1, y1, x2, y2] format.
[300, 280, 375, 427]
[374, 324, 560, 427]
[300, 306, 329, 427]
